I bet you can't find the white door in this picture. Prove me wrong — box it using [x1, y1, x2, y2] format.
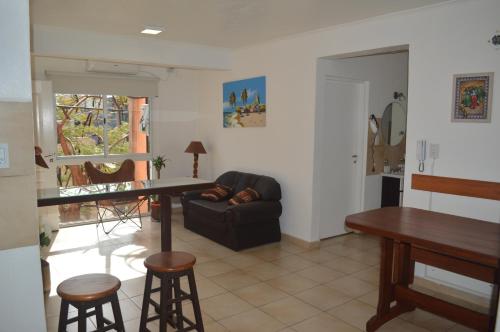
[317, 77, 365, 239]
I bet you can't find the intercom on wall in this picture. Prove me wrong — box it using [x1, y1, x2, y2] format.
[417, 140, 427, 172]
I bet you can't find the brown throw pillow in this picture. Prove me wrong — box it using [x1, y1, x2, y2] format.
[201, 184, 232, 202]
[229, 187, 260, 205]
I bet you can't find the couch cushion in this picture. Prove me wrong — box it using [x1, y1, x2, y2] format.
[229, 187, 261, 205]
[200, 184, 232, 202]
[188, 200, 229, 223]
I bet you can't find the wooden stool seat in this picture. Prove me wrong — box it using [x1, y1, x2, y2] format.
[57, 273, 124, 331]
[144, 251, 196, 273]
[57, 273, 121, 302]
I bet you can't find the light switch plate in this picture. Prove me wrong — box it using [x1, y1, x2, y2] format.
[0, 143, 10, 168]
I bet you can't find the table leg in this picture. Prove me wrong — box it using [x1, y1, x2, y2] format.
[367, 238, 414, 332]
[159, 194, 172, 252]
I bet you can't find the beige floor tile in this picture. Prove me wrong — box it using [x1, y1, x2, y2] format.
[326, 275, 376, 297]
[276, 241, 309, 254]
[345, 250, 381, 266]
[221, 253, 264, 269]
[204, 321, 229, 332]
[357, 290, 379, 307]
[266, 273, 319, 294]
[323, 256, 370, 274]
[181, 276, 227, 300]
[298, 248, 340, 263]
[196, 260, 237, 277]
[260, 297, 320, 326]
[242, 262, 290, 281]
[295, 285, 352, 310]
[200, 293, 253, 320]
[210, 269, 261, 291]
[101, 298, 141, 322]
[320, 234, 353, 247]
[447, 324, 477, 332]
[248, 245, 292, 261]
[120, 275, 147, 298]
[234, 282, 289, 306]
[291, 313, 361, 332]
[219, 308, 285, 332]
[323, 244, 365, 257]
[328, 299, 376, 330]
[351, 267, 380, 285]
[296, 265, 345, 283]
[271, 254, 315, 271]
[400, 308, 456, 331]
[377, 318, 429, 332]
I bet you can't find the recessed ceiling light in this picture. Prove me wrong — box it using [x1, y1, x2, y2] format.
[141, 26, 164, 35]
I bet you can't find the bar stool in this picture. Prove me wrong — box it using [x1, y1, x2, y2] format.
[139, 251, 204, 332]
[57, 273, 124, 332]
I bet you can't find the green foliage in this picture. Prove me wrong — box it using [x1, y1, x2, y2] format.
[152, 155, 168, 172]
[56, 94, 131, 157]
[39, 231, 51, 248]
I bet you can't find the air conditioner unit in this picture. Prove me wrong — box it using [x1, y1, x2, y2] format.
[86, 61, 140, 75]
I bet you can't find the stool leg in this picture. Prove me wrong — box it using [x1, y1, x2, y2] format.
[77, 306, 86, 332]
[139, 270, 153, 332]
[187, 269, 204, 332]
[110, 293, 125, 332]
[159, 276, 169, 332]
[95, 304, 105, 329]
[173, 277, 184, 329]
[58, 299, 69, 332]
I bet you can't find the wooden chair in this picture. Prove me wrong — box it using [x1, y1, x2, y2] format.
[84, 159, 147, 234]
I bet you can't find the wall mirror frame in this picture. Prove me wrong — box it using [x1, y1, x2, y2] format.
[381, 101, 407, 146]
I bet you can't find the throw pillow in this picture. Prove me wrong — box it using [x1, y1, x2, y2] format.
[201, 184, 232, 202]
[229, 187, 261, 205]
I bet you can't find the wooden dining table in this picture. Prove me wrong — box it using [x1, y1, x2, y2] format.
[37, 177, 214, 251]
[345, 206, 500, 332]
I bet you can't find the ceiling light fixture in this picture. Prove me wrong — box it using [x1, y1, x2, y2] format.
[141, 26, 164, 35]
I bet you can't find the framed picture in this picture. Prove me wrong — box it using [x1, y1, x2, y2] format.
[451, 72, 494, 122]
[223, 76, 266, 128]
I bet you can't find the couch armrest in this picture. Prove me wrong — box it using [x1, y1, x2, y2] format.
[227, 201, 282, 225]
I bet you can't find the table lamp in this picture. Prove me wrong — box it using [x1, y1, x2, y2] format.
[184, 141, 206, 178]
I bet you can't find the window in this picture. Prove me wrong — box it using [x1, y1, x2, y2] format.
[55, 94, 150, 158]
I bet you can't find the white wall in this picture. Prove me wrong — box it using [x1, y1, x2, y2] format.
[32, 24, 232, 70]
[0, 0, 32, 101]
[197, 0, 500, 298]
[316, 52, 409, 214]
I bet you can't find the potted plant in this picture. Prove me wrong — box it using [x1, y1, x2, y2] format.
[151, 156, 168, 221]
[39, 226, 52, 293]
[152, 155, 168, 180]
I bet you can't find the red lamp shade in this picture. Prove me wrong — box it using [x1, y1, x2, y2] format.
[184, 141, 206, 154]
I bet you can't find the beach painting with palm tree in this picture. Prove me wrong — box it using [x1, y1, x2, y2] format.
[223, 76, 266, 128]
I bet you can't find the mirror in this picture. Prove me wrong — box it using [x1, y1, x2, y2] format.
[381, 102, 406, 146]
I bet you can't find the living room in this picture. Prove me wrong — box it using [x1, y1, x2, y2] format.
[1, 0, 499, 331]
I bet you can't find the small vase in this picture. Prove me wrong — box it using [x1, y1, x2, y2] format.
[156, 169, 161, 180]
[41, 258, 51, 293]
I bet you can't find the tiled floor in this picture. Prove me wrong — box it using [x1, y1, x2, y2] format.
[43, 209, 481, 331]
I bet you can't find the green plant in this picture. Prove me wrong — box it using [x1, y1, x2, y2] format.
[39, 231, 51, 248]
[152, 155, 168, 179]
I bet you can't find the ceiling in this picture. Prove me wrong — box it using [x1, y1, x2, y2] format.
[30, 0, 448, 48]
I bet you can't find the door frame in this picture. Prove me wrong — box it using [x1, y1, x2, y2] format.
[311, 74, 369, 241]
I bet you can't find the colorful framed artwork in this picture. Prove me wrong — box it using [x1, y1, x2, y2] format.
[451, 72, 494, 122]
[223, 76, 266, 128]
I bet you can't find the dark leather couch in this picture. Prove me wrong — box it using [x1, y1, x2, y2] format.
[181, 171, 282, 251]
